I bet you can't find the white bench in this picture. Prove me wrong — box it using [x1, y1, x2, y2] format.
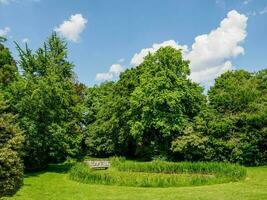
[84, 160, 111, 169]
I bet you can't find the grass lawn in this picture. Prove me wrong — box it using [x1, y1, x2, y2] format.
[3, 164, 267, 200]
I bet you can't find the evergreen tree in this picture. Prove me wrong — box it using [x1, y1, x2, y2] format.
[12, 34, 83, 171]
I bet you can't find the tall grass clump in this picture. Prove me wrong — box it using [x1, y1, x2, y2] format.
[115, 161, 246, 181]
[69, 160, 246, 187]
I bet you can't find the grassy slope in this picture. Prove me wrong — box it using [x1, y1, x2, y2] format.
[3, 165, 267, 200]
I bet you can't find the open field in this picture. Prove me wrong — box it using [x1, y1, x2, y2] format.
[3, 164, 267, 200]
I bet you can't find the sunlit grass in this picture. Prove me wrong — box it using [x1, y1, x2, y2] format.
[4, 164, 267, 200]
[69, 160, 246, 187]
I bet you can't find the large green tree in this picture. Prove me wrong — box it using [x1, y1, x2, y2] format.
[128, 47, 205, 158]
[11, 34, 84, 171]
[85, 47, 205, 159]
[172, 70, 267, 165]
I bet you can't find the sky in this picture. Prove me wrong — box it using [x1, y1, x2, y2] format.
[0, 0, 267, 87]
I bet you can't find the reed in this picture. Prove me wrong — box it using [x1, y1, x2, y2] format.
[69, 160, 246, 188]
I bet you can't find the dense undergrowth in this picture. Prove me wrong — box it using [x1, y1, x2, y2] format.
[69, 159, 246, 187]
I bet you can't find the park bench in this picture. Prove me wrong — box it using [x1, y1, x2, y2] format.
[84, 160, 111, 169]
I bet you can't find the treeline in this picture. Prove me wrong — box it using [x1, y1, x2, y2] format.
[0, 34, 266, 196]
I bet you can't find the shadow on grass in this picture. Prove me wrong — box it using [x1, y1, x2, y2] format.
[24, 162, 74, 178]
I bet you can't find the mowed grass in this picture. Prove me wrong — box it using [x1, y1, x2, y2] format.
[2, 164, 267, 200]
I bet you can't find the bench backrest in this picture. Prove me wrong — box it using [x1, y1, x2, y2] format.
[84, 160, 111, 169]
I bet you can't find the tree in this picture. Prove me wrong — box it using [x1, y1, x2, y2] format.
[84, 47, 206, 159]
[172, 69, 267, 165]
[128, 47, 205, 158]
[0, 38, 24, 197]
[208, 70, 258, 113]
[0, 37, 18, 89]
[84, 80, 133, 157]
[11, 34, 83, 171]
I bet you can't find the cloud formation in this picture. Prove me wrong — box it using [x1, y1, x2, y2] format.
[54, 14, 87, 42]
[0, 27, 10, 37]
[187, 10, 247, 84]
[96, 64, 124, 81]
[129, 10, 247, 86]
[130, 40, 188, 66]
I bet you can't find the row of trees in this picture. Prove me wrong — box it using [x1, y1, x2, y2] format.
[0, 34, 266, 196]
[85, 47, 267, 165]
[0, 35, 85, 196]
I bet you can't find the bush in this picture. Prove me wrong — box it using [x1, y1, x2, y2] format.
[0, 96, 24, 197]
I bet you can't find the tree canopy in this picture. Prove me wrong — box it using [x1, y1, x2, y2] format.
[10, 34, 84, 171]
[1, 33, 267, 197]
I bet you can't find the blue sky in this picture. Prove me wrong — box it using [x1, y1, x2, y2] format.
[0, 0, 266, 86]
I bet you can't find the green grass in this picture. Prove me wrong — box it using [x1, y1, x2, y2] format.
[2, 164, 267, 200]
[69, 161, 246, 187]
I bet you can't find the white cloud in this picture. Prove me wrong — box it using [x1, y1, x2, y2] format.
[96, 64, 124, 81]
[130, 40, 188, 66]
[0, 27, 10, 37]
[187, 10, 247, 84]
[129, 10, 247, 86]
[54, 14, 87, 42]
[96, 72, 113, 81]
[259, 6, 267, 15]
[21, 38, 30, 43]
[110, 64, 124, 76]
[190, 61, 232, 85]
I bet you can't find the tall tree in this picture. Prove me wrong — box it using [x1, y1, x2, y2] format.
[85, 47, 205, 159]
[12, 34, 83, 171]
[128, 47, 205, 158]
[172, 69, 267, 165]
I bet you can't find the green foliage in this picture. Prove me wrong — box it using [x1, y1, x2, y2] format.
[84, 82, 129, 156]
[128, 48, 205, 158]
[0, 39, 24, 197]
[0, 38, 18, 89]
[172, 70, 267, 165]
[11, 34, 84, 171]
[0, 95, 24, 197]
[69, 160, 246, 187]
[84, 47, 205, 159]
[113, 160, 246, 179]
